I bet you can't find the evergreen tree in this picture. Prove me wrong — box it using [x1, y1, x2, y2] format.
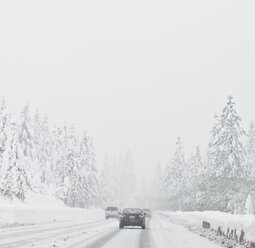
[51, 126, 64, 183]
[0, 120, 27, 201]
[151, 162, 164, 209]
[58, 125, 78, 205]
[205, 96, 246, 211]
[164, 137, 187, 210]
[100, 155, 118, 206]
[0, 97, 9, 171]
[41, 114, 54, 186]
[78, 132, 100, 207]
[245, 121, 255, 178]
[66, 162, 84, 208]
[186, 146, 206, 210]
[19, 104, 34, 158]
[209, 96, 245, 178]
[33, 112, 53, 194]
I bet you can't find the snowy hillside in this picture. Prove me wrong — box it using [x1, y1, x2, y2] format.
[0, 193, 103, 226]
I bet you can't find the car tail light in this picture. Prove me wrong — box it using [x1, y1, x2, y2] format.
[121, 215, 126, 219]
[139, 215, 144, 219]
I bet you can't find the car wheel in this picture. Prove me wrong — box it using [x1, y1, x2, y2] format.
[142, 224, 146, 229]
[119, 223, 124, 229]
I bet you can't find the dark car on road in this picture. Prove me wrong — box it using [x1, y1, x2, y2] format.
[119, 208, 146, 229]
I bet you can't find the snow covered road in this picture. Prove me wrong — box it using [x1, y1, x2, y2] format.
[101, 213, 222, 248]
[0, 213, 223, 248]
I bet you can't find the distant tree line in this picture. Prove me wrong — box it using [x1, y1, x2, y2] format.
[100, 151, 136, 208]
[151, 96, 255, 214]
[0, 98, 101, 208]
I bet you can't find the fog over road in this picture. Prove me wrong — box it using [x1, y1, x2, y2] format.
[0, 212, 221, 248]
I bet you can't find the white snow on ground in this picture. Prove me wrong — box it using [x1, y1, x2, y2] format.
[56, 213, 222, 248]
[0, 218, 118, 248]
[149, 213, 221, 248]
[104, 215, 221, 248]
[0, 211, 223, 248]
[162, 211, 255, 242]
[0, 193, 114, 248]
[0, 197, 247, 248]
[0, 193, 104, 226]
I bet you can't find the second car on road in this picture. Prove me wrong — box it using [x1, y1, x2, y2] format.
[105, 206, 120, 219]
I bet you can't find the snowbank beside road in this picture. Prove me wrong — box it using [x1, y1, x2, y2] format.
[0, 193, 104, 226]
[161, 211, 255, 242]
[0, 206, 104, 226]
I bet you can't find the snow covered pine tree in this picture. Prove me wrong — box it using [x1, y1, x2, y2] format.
[205, 96, 246, 212]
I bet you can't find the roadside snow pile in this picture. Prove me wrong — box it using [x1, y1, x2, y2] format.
[0, 193, 104, 226]
[162, 211, 255, 243]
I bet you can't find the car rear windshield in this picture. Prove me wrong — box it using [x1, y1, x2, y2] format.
[143, 209, 150, 211]
[123, 208, 142, 214]
[106, 207, 117, 211]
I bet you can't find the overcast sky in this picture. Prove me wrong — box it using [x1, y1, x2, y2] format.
[1, 0, 255, 178]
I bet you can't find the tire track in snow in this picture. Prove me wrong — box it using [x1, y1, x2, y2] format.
[0, 219, 104, 239]
[0, 219, 116, 248]
[138, 219, 154, 248]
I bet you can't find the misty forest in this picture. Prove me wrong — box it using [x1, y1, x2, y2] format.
[0, 95, 254, 215]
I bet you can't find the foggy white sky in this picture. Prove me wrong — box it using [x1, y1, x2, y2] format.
[1, 0, 255, 178]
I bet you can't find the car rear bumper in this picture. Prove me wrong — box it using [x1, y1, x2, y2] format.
[120, 220, 144, 226]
